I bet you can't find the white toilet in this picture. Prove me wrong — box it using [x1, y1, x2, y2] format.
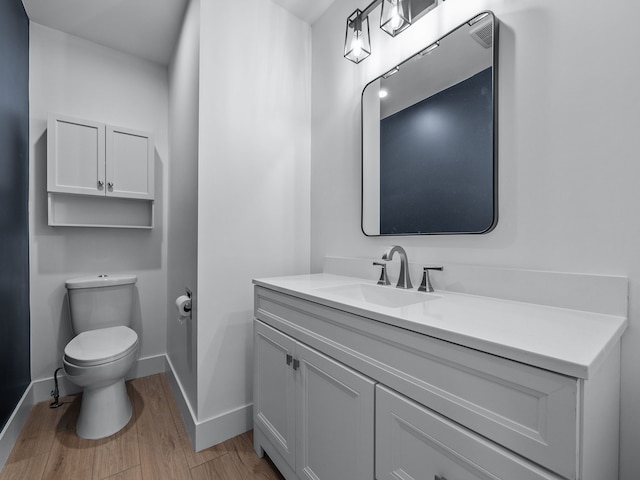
[63, 274, 139, 439]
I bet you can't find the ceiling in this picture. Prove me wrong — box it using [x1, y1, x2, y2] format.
[21, 0, 337, 66]
[271, 0, 337, 24]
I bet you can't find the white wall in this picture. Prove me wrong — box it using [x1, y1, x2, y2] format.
[29, 24, 169, 381]
[311, 0, 640, 478]
[167, 0, 200, 415]
[197, 0, 311, 432]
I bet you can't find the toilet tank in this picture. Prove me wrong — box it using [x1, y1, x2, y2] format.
[65, 274, 137, 334]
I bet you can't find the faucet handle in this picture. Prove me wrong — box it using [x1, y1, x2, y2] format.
[418, 265, 443, 293]
[373, 261, 391, 286]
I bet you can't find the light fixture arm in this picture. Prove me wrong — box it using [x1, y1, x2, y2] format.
[360, 0, 383, 20]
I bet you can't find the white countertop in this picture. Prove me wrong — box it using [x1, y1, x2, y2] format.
[254, 273, 628, 379]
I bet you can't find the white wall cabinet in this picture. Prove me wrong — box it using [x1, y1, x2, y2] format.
[253, 284, 623, 480]
[47, 113, 155, 228]
[254, 320, 375, 480]
[48, 114, 154, 200]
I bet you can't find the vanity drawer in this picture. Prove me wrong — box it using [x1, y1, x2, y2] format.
[255, 287, 578, 479]
[376, 385, 562, 480]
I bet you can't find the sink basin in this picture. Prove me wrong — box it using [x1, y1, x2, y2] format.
[315, 283, 440, 309]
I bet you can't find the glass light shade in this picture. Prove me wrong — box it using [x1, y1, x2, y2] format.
[380, 0, 411, 37]
[344, 10, 371, 64]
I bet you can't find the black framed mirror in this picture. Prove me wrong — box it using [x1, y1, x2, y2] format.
[361, 12, 498, 236]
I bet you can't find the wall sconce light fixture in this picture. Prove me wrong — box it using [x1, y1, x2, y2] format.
[380, 0, 411, 36]
[344, 0, 438, 64]
[344, 9, 372, 63]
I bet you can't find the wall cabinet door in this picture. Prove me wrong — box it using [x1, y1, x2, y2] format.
[106, 125, 154, 200]
[48, 114, 106, 196]
[48, 114, 154, 200]
[254, 320, 375, 480]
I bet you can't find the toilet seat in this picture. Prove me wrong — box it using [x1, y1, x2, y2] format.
[64, 326, 138, 367]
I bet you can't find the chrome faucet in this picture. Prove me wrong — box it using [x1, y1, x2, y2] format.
[381, 246, 412, 289]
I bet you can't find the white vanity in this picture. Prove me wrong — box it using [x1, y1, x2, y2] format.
[252, 272, 627, 480]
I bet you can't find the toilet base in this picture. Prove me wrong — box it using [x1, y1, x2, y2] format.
[77, 377, 132, 439]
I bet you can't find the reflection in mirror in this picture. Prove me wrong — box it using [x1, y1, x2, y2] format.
[362, 12, 498, 236]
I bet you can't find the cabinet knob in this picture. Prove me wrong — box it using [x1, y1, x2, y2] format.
[107, 182, 114, 188]
[97, 180, 104, 187]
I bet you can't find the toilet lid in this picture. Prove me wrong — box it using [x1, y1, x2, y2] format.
[64, 326, 138, 367]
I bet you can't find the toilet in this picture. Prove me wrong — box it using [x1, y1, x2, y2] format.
[63, 274, 139, 439]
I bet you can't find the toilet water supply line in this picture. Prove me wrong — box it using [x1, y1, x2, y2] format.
[50, 367, 64, 408]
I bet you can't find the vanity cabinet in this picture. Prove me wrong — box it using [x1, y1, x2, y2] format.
[254, 320, 375, 480]
[253, 280, 623, 480]
[48, 113, 154, 200]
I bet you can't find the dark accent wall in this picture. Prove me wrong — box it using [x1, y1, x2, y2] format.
[380, 67, 494, 234]
[0, 0, 30, 429]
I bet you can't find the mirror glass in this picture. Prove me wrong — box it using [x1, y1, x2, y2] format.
[362, 12, 497, 235]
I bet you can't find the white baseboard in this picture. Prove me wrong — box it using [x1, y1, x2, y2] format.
[127, 355, 167, 382]
[164, 355, 253, 452]
[164, 356, 197, 449]
[0, 385, 34, 470]
[193, 403, 253, 452]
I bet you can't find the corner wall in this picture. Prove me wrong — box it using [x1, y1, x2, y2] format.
[311, 0, 640, 478]
[28, 24, 170, 383]
[0, 0, 30, 431]
[196, 0, 311, 444]
[167, 0, 200, 416]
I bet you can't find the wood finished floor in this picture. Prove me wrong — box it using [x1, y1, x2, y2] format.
[0, 374, 284, 480]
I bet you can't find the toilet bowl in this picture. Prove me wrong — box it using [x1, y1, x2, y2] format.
[62, 274, 139, 439]
[63, 326, 138, 439]
[63, 326, 139, 439]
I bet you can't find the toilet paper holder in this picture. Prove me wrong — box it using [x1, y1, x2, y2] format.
[183, 288, 192, 313]
[175, 289, 193, 322]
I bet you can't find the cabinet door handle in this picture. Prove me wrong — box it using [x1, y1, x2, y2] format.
[98, 180, 104, 187]
[108, 182, 114, 188]
[286, 354, 293, 366]
[292, 358, 300, 371]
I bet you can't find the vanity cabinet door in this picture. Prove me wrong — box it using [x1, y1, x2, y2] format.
[254, 319, 375, 480]
[254, 321, 297, 468]
[295, 342, 375, 480]
[376, 385, 561, 480]
[48, 114, 106, 196]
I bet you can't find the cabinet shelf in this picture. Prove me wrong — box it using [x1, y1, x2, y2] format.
[48, 193, 154, 229]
